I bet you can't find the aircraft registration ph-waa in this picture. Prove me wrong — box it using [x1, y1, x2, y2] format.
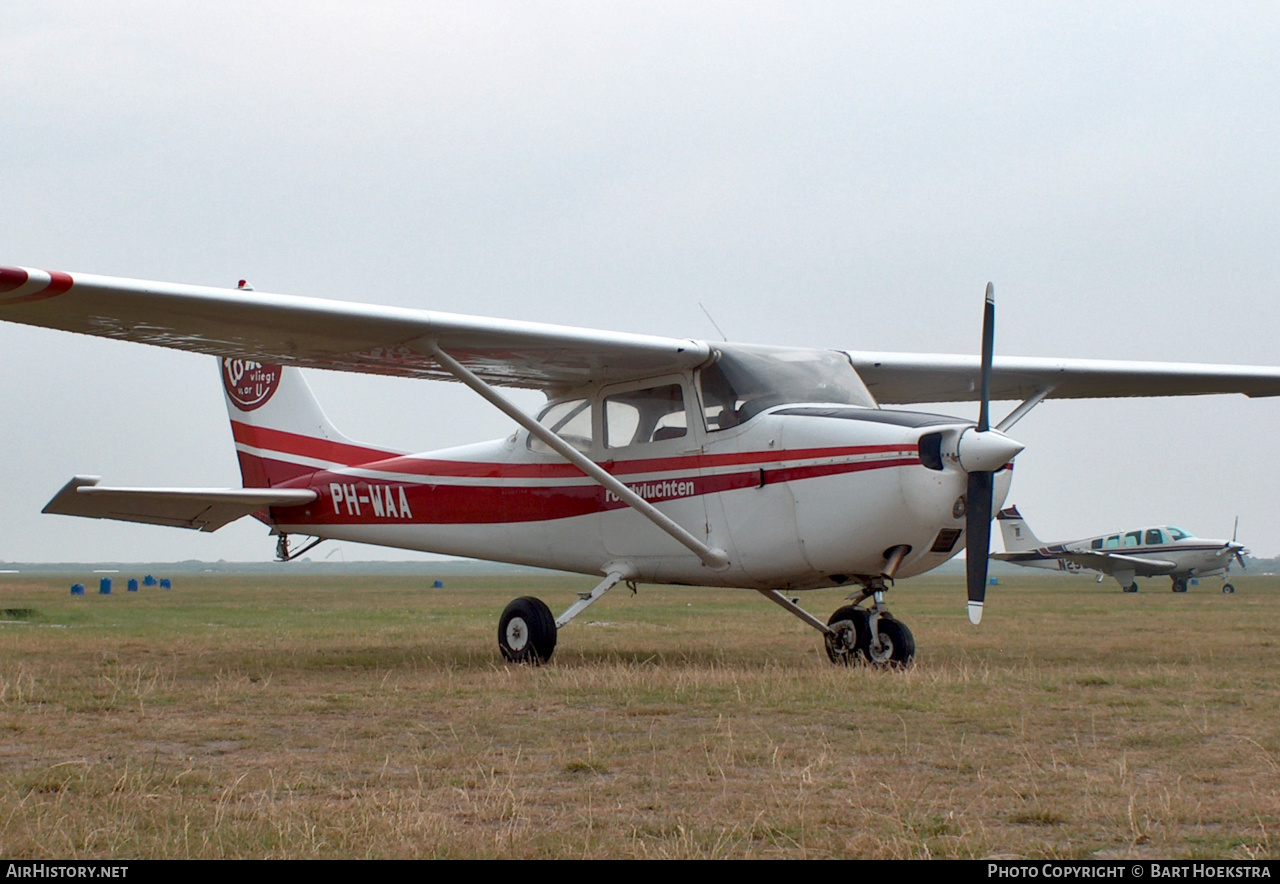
[5, 265, 1280, 666]
[994, 505, 1248, 594]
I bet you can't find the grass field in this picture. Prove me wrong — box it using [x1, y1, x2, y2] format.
[0, 570, 1276, 859]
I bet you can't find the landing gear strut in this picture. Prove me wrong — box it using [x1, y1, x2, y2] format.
[497, 570, 629, 665]
[761, 571, 916, 668]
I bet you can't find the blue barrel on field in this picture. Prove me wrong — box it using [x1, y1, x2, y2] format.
[127, 578, 139, 592]
[70, 583, 85, 596]
[99, 578, 112, 595]
[143, 575, 157, 586]
[988, 577, 999, 585]
[159, 578, 172, 590]
[432, 579, 444, 588]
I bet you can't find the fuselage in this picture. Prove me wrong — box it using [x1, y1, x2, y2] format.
[259, 402, 1011, 589]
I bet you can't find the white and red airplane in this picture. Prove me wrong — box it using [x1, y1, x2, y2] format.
[5, 265, 1280, 665]
[993, 505, 1248, 594]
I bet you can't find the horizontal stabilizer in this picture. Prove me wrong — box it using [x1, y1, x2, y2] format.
[43, 476, 317, 532]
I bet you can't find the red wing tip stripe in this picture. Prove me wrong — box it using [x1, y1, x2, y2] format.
[0, 266, 74, 304]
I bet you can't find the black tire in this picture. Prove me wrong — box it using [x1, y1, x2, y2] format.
[498, 596, 557, 664]
[1124, 583, 1139, 593]
[1172, 580, 1188, 593]
[825, 606, 869, 666]
[865, 617, 915, 667]
[1223, 583, 1236, 594]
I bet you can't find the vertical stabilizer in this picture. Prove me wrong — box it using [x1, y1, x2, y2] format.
[220, 359, 401, 487]
[996, 505, 1044, 552]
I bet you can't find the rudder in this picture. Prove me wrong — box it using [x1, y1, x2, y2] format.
[996, 505, 1044, 552]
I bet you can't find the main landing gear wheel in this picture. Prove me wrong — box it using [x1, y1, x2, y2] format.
[1172, 579, 1189, 593]
[1223, 583, 1236, 594]
[1124, 583, 1139, 593]
[498, 596, 557, 664]
[824, 606, 869, 666]
[866, 618, 915, 668]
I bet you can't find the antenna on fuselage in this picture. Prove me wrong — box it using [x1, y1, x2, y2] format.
[698, 302, 729, 342]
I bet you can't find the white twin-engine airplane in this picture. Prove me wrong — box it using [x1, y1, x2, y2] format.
[994, 506, 1248, 594]
[5, 265, 1280, 666]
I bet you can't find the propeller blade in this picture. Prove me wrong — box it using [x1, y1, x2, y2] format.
[966, 470, 993, 624]
[977, 282, 995, 433]
[965, 282, 999, 624]
[1232, 515, 1239, 543]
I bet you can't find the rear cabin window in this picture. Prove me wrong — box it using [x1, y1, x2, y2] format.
[1124, 531, 1141, 547]
[604, 384, 688, 449]
[1106, 535, 1121, 549]
[1091, 538, 1103, 549]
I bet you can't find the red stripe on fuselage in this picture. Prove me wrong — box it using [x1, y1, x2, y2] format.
[230, 422, 403, 466]
[235, 421, 916, 481]
[269, 454, 921, 526]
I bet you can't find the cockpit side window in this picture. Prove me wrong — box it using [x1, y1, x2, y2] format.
[528, 397, 594, 454]
[604, 384, 688, 448]
[1145, 528, 1165, 545]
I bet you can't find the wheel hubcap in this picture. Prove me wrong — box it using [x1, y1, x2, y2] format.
[869, 633, 893, 663]
[505, 616, 529, 651]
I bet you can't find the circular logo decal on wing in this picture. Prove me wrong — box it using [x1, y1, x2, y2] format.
[222, 359, 283, 411]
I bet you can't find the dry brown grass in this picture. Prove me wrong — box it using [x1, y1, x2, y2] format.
[0, 571, 1276, 858]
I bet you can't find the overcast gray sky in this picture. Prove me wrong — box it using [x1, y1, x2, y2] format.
[3, 2, 1279, 563]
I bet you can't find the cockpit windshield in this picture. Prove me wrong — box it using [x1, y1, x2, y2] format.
[1166, 526, 1193, 540]
[700, 344, 875, 430]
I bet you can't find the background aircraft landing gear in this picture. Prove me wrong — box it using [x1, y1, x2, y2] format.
[498, 596, 557, 664]
[1223, 583, 1236, 594]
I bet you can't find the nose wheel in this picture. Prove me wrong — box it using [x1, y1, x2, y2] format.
[762, 585, 916, 668]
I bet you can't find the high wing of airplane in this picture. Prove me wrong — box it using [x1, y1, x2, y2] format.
[4, 264, 1280, 666]
[993, 505, 1248, 593]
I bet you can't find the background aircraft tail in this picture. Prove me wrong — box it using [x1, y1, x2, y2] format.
[220, 359, 401, 487]
[997, 505, 1044, 552]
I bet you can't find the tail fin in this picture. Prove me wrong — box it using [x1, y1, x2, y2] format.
[221, 359, 402, 487]
[997, 505, 1044, 552]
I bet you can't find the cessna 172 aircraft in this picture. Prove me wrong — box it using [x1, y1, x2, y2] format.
[994, 505, 1247, 594]
[4, 264, 1280, 666]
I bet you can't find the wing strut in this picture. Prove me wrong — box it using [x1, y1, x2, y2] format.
[427, 343, 730, 570]
[996, 386, 1056, 432]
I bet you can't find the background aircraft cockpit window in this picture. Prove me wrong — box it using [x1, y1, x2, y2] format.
[605, 384, 687, 448]
[1145, 528, 1165, 545]
[1167, 527, 1192, 540]
[1124, 531, 1141, 547]
[700, 343, 876, 431]
[528, 398, 593, 454]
